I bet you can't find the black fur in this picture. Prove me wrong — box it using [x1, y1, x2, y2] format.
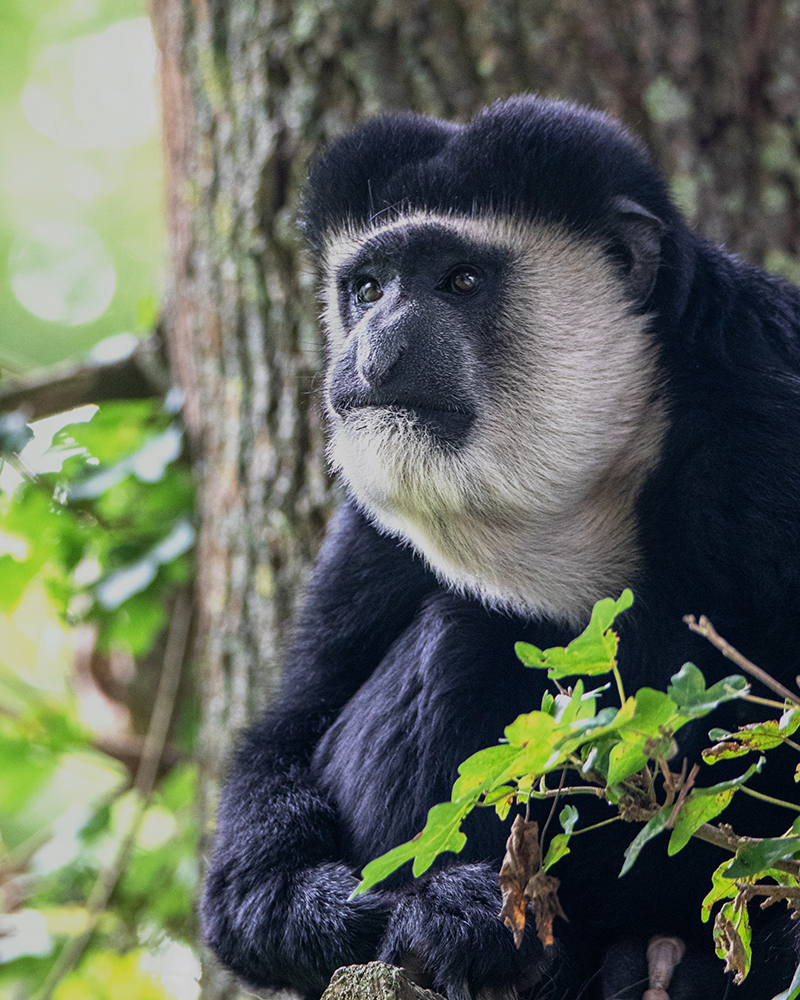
[202, 96, 800, 999]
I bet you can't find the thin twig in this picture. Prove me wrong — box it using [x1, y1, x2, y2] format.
[666, 762, 699, 830]
[32, 591, 192, 1000]
[611, 663, 626, 705]
[539, 769, 567, 848]
[568, 815, 622, 837]
[737, 884, 800, 901]
[528, 784, 607, 799]
[738, 785, 800, 813]
[742, 694, 790, 710]
[684, 615, 800, 706]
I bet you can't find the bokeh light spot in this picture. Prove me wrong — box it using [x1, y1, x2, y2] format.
[9, 223, 116, 325]
[22, 18, 158, 150]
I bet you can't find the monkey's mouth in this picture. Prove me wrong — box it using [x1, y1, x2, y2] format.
[336, 399, 475, 446]
[394, 404, 474, 443]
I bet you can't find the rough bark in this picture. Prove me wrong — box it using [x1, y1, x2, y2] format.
[149, 1, 800, 996]
[321, 963, 446, 1000]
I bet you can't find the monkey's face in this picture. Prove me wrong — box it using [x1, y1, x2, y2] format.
[321, 213, 667, 623]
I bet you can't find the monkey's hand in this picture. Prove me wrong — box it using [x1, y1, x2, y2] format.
[201, 783, 390, 999]
[378, 863, 553, 1000]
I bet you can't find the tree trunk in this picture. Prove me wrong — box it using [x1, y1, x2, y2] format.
[149, 1, 800, 995]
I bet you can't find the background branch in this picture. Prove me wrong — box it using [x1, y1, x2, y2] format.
[0, 336, 167, 420]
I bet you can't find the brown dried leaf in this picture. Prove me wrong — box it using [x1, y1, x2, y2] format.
[499, 880, 528, 949]
[498, 815, 541, 948]
[526, 870, 566, 948]
[498, 816, 567, 949]
[713, 913, 747, 984]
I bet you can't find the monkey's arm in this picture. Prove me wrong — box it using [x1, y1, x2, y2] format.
[200, 501, 437, 997]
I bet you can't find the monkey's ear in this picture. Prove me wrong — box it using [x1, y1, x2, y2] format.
[608, 196, 664, 307]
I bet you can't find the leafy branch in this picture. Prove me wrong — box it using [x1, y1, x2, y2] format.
[352, 592, 800, 996]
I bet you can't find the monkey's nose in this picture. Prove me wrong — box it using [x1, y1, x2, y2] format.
[355, 321, 408, 388]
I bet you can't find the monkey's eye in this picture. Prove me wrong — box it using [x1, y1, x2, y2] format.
[444, 267, 480, 295]
[355, 278, 383, 304]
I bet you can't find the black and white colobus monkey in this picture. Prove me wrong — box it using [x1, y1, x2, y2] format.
[201, 96, 800, 1000]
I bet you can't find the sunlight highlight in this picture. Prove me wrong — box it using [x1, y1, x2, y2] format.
[22, 18, 158, 150]
[8, 223, 116, 324]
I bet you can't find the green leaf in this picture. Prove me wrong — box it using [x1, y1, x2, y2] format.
[540, 690, 556, 716]
[733, 719, 790, 749]
[542, 806, 579, 871]
[57, 401, 158, 464]
[502, 711, 559, 774]
[619, 806, 671, 877]
[668, 663, 748, 718]
[452, 744, 519, 801]
[553, 679, 589, 724]
[606, 742, 649, 787]
[353, 840, 420, 896]
[50, 948, 172, 1000]
[781, 707, 800, 734]
[353, 801, 469, 894]
[515, 589, 633, 679]
[625, 687, 679, 735]
[724, 836, 800, 879]
[0, 487, 64, 611]
[704, 713, 800, 764]
[0, 693, 91, 819]
[603, 688, 682, 779]
[0, 728, 55, 813]
[703, 741, 757, 763]
[95, 518, 194, 609]
[67, 425, 184, 501]
[100, 593, 167, 656]
[702, 860, 739, 922]
[668, 760, 764, 855]
[0, 553, 42, 611]
[560, 804, 579, 834]
[542, 833, 569, 871]
[669, 791, 736, 855]
[547, 701, 635, 766]
[486, 786, 516, 821]
[702, 863, 797, 926]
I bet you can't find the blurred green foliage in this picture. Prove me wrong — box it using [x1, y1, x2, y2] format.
[0, 398, 193, 651]
[0, 0, 163, 371]
[0, 2, 199, 993]
[0, 397, 199, 1000]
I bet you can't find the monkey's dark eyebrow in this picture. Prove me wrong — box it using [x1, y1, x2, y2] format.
[339, 223, 495, 274]
[347, 227, 421, 265]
